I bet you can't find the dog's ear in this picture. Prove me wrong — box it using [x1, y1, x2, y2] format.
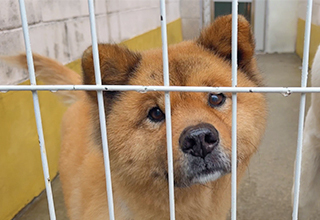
[197, 15, 259, 82]
[81, 44, 141, 99]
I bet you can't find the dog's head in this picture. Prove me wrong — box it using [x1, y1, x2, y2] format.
[81, 15, 267, 188]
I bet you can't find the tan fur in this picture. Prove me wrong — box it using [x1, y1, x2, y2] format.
[1, 53, 83, 104]
[3, 15, 267, 220]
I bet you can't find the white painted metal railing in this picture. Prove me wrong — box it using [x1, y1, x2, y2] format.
[88, 0, 115, 219]
[0, 0, 317, 219]
[231, 1, 238, 219]
[18, 0, 56, 219]
[292, 0, 313, 220]
[3, 85, 320, 93]
[160, 0, 176, 219]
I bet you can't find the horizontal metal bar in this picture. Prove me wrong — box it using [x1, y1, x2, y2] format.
[1, 85, 320, 93]
[214, 0, 252, 2]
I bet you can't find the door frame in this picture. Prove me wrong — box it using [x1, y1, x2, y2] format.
[202, 0, 266, 51]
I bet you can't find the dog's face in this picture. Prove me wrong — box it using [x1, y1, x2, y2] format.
[81, 15, 267, 188]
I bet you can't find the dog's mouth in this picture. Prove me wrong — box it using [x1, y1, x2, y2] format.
[190, 149, 231, 183]
[191, 164, 229, 185]
[192, 169, 224, 185]
[174, 149, 232, 188]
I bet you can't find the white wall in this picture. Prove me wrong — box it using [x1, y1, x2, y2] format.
[265, 0, 299, 53]
[298, 0, 320, 25]
[180, 0, 201, 40]
[0, 0, 180, 85]
[180, 0, 301, 53]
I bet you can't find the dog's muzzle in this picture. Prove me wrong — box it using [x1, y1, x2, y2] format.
[179, 123, 219, 158]
[177, 123, 231, 187]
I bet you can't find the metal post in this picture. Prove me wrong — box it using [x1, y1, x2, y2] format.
[231, 1, 238, 220]
[292, 0, 313, 219]
[160, 0, 176, 219]
[18, 0, 56, 219]
[88, 1, 115, 219]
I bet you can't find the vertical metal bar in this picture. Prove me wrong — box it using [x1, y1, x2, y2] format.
[231, 1, 238, 220]
[18, 0, 56, 219]
[202, 0, 211, 28]
[292, 0, 313, 219]
[160, 0, 175, 219]
[87, 1, 115, 219]
[200, 0, 203, 30]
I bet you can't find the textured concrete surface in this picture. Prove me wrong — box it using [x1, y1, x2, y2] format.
[14, 53, 318, 220]
[13, 175, 67, 220]
[0, 0, 180, 85]
[180, 0, 201, 40]
[237, 53, 314, 220]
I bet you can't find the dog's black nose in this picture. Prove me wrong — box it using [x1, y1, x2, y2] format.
[179, 123, 219, 158]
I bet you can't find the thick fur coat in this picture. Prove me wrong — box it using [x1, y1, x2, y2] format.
[3, 15, 267, 220]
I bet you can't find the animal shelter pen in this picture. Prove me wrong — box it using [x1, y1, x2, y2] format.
[0, 0, 317, 220]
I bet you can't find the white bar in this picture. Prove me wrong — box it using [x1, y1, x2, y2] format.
[18, 0, 56, 219]
[160, 0, 176, 219]
[231, 0, 238, 220]
[87, 1, 115, 219]
[292, 0, 313, 219]
[3, 85, 320, 93]
[214, 0, 252, 3]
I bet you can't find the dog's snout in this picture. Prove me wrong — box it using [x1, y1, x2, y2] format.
[180, 123, 219, 158]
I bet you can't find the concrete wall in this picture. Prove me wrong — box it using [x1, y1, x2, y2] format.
[265, 0, 299, 53]
[298, 0, 320, 25]
[0, 0, 180, 85]
[180, 0, 202, 40]
[296, 0, 320, 65]
[180, 0, 301, 53]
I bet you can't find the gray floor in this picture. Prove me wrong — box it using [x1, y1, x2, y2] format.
[237, 53, 314, 220]
[14, 53, 318, 220]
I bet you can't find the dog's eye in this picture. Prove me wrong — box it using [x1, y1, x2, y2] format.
[208, 93, 226, 107]
[148, 107, 165, 122]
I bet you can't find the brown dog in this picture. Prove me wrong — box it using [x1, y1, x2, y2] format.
[4, 15, 267, 220]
